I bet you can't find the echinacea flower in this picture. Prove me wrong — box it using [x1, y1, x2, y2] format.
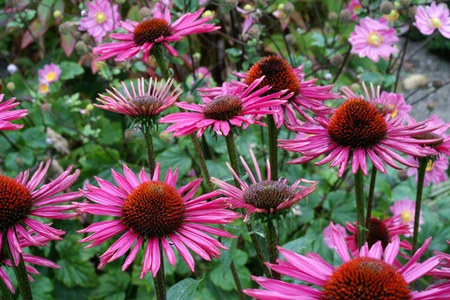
[374, 91, 411, 122]
[234, 56, 340, 128]
[349, 17, 399, 62]
[159, 76, 288, 137]
[346, 217, 412, 258]
[323, 223, 347, 249]
[79, 0, 121, 43]
[390, 198, 424, 237]
[0, 94, 27, 131]
[279, 84, 440, 177]
[96, 77, 182, 128]
[210, 149, 318, 222]
[0, 160, 80, 267]
[78, 163, 240, 278]
[38, 63, 61, 83]
[414, 2, 450, 39]
[244, 223, 450, 299]
[407, 155, 448, 186]
[93, 8, 219, 62]
[410, 115, 450, 157]
[347, 0, 363, 21]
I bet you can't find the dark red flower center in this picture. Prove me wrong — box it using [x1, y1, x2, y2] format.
[322, 257, 411, 300]
[202, 95, 243, 121]
[354, 218, 390, 249]
[328, 98, 387, 148]
[122, 181, 185, 237]
[412, 132, 444, 148]
[130, 96, 164, 116]
[244, 56, 300, 97]
[243, 180, 296, 211]
[133, 18, 173, 46]
[0, 175, 33, 231]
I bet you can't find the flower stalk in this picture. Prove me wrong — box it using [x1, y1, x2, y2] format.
[153, 46, 171, 79]
[153, 238, 167, 300]
[142, 125, 156, 176]
[412, 156, 428, 253]
[265, 221, 281, 280]
[0, 274, 13, 300]
[365, 167, 377, 230]
[267, 115, 278, 179]
[354, 169, 366, 248]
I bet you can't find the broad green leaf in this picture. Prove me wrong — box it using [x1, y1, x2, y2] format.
[91, 272, 130, 300]
[311, 32, 325, 48]
[53, 281, 92, 299]
[282, 236, 315, 254]
[55, 259, 98, 288]
[60, 61, 84, 80]
[157, 147, 192, 178]
[360, 72, 384, 86]
[31, 276, 53, 300]
[22, 126, 48, 149]
[167, 278, 200, 300]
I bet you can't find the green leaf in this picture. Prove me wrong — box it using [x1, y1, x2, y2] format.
[53, 281, 93, 300]
[55, 259, 98, 288]
[55, 234, 97, 261]
[282, 236, 314, 254]
[21, 19, 48, 49]
[98, 122, 123, 145]
[311, 32, 325, 48]
[127, 6, 140, 22]
[157, 147, 192, 178]
[167, 278, 200, 300]
[22, 126, 48, 149]
[60, 61, 84, 80]
[31, 276, 53, 300]
[91, 272, 130, 300]
[38, 0, 55, 24]
[220, 236, 237, 277]
[360, 72, 384, 86]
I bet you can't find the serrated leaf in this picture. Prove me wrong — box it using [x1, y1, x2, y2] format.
[31, 276, 53, 300]
[55, 234, 97, 261]
[167, 278, 200, 300]
[55, 259, 98, 288]
[360, 72, 384, 86]
[157, 147, 192, 178]
[22, 126, 48, 149]
[91, 272, 130, 300]
[21, 19, 49, 49]
[98, 122, 123, 145]
[60, 61, 84, 80]
[282, 236, 314, 254]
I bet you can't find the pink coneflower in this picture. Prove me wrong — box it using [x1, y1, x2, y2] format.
[244, 224, 450, 299]
[159, 76, 288, 137]
[78, 163, 240, 278]
[347, 0, 363, 21]
[0, 94, 27, 131]
[210, 149, 318, 222]
[410, 115, 450, 157]
[390, 198, 424, 238]
[96, 77, 182, 127]
[414, 2, 450, 39]
[0, 233, 60, 294]
[279, 84, 440, 177]
[323, 223, 347, 249]
[349, 17, 399, 63]
[407, 155, 448, 186]
[38, 63, 61, 83]
[233, 56, 339, 128]
[374, 91, 412, 122]
[0, 160, 80, 267]
[79, 0, 121, 43]
[346, 217, 412, 258]
[93, 8, 219, 62]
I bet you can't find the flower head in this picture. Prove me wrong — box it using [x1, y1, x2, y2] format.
[0, 94, 28, 131]
[390, 198, 424, 237]
[323, 223, 347, 249]
[410, 115, 450, 157]
[374, 91, 411, 122]
[78, 163, 240, 278]
[347, 0, 363, 21]
[407, 155, 448, 186]
[349, 17, 399, 62]
[96, 77, 182, 128]
[38, 63, 61, 83]
[414, 2, 450, 39]
[279, 84, 440, 177]
[93, 8, 219, 62]
[0, 160, 80, 267]
[234, 56, 339, 128]
[211, 149, 318, 222]
[244, 223, 450, 299]
[159, 76, 288, 137]
[38, 82, 50, 95]
[79, 0, 121, 43]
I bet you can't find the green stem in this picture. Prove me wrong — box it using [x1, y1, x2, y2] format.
[153, 238, 166, 300]
[267, 116, 278, 180]
[354, 170, 366, 248]
[4, 234, 33, 300]
[412, 157, 428, 253]
[142, 126, 156, 177]
[224, 134, 240, 186]
[153, 46, 170, 79]
[0, 272, 13, 300]
[190, 134, 214, 192]
[365, 167, 377, 230]
[265, 221, 280, 279]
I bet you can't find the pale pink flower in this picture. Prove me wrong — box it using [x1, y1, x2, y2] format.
[349, 17, 399, 62]
[347, 0, 363, 21]
[407, 155, 448, 186]
[78, 163, 240, 278]
[374, 91, 411, 122]
[0, 94, 27, 131]
[323, 223, 347, 249]
[279, 84, 440, 177]
[159, 76, 288, 137]
[93, 8, 219, 62]
[414, 2, 450, 39]
[151, 0, 173, 16]
[244, 223, 450, 299]
[0, 160, 80, 267]
[79, 0, 121, 43]
[236, 4, 256, 35]
[390, 198, 424, 238]
[38, 82, 50, 95]
[210, 149, 318, 222]
[38, 63, 61, 83]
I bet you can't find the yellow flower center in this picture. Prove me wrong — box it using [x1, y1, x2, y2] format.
[354, 4, 362, 11]
[367, 32, 383, 47]
[95, 12, 107, 25]
[426, 159, 434, 172]
[401, 209, 413, 223]
[45, 72, 57, 82]
[430, 17, 442, 28]
[39, 83, 49, 94]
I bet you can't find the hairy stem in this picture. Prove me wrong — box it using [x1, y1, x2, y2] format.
[412, 157, 428, 253]
[267, 116, 278, 180]
[354, 170, 366, 248]
[142, 126, 156, 177]
[265, 221, 280, 279]
[153, 238, 166, 300]
[365, 167, 377, 230]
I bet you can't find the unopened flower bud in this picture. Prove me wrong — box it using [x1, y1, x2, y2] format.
[7, 64, 18, 74]
[380, 2, 393, 15]
[139, 7, 152, 19]
[328, 12, 338, 21]
[285, 34, 296, 46]
[339, 9, 351, 22]
[283, 3, 295, 15]
[53, 10, 62, 19]
[80, 9, 88, 17]
[185, 94, 195, 103]
[75, 41, 89, 55]
[193, 52, 201, 61]
[397, 169, 409, 181]
[6, 82, 15, 91]
[432, 80, 443, 88]
[324, 73, 332, 80]
[159, 131, 172, 142]
[59, 23, 71, 35]
[330, 54, 343, 66]
[244, 4, 253, 11]
[350, 83, 360, 91]
[85, 103, 95, 113]
[202, 10, 215, 18]
[247, 25, 261, 39]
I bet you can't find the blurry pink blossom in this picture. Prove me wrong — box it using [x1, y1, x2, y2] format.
[414, 1, 450, 39]
[407, 155, 448, 186]
[79, 0, 121, 43]
[38, 63, 61, 83]
[347, 0, 363, 21]
[389, 198, 424, 237]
